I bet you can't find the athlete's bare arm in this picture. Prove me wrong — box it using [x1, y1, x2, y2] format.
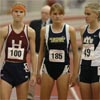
[28, 26, 37, 84]
[37, 27, 45, 74]
[79, 25, 86, 41]
[0, 26, 8, 55]
[79, 25, 86, 55]
[69, 26, 79, 86]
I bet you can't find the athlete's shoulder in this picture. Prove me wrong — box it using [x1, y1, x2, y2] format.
[79, 24, 87, 36]
[28, 26, 35, 33]
[68, 25, 76, 34]
[0, 25, 8, 37]
[27, 25, 36, 38]
[64, 23, 75, 31]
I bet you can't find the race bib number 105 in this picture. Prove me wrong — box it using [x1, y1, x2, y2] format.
[49, 50, 65, 62]
[8, 47, 24, 60]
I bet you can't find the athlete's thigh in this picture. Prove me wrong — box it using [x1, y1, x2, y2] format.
[40, 73, 55, 99]
[91, 82, 100, 99]
[1, 79, 12, 100]
[56, 73, 70, 99]
[16, 80, 29, 100]
[79, 82, 92, 99]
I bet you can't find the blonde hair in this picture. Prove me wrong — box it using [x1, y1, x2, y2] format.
[85, 3, 100, 21]
[50, 3, 64, 14]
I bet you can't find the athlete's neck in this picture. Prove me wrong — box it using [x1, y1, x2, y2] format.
[52, 22, 64, 29]
[89, 21, 100, 30]
[12, 22, 24, 29]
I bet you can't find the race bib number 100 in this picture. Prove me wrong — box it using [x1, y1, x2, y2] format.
[8, 47, 24, 60]
[49, 50, 65, 62]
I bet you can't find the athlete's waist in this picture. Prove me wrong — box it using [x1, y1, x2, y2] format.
[44, 59, 69, 64]
[5, 60, 26, 63]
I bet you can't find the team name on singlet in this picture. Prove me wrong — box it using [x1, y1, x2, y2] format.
[81, 36, 94, 60]
[49, 37, 65, 43]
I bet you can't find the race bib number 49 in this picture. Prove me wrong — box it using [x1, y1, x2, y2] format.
[8, 47, 24, 60]
[49, 49, 65, 62]
[81, 44, 94, 60]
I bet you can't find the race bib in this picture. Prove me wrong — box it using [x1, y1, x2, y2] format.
[49, 49, 65, 62]
[81, 44, 94, 60]
[8, 47, 24, 60]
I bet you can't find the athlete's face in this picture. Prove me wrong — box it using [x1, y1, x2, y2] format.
[84, 7, 98, 24]
[12, 9, 25, 22]
[50, 10, 64, 24]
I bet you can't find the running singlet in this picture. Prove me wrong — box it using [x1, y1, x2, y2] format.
[5, 25, 29, 62]
[80, 25, 100, 66]
[44, 24, 70, 65]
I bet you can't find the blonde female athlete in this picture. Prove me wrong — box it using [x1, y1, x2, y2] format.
[79, 3, 100, 100]
[37, 3, 79, 100]
[0, 2, 37, 100]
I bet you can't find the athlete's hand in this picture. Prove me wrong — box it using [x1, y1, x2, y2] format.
[30, 74, 37, 87]
[69, 75, 78, 87]
[36, 73, 42, 85]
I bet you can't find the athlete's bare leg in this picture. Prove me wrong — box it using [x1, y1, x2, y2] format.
[79, 82, 92, 99]
[16, 80, 29, 100]
[56, 73, 70, 100]
[92, 82, 100, 99]
[1, 79, 12, 100]
[40, 73, 54, 100]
